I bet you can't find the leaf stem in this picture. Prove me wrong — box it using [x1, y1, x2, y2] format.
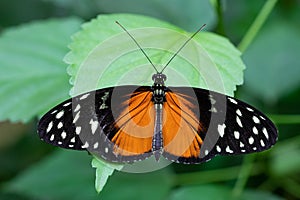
[237, 0, 278, 53]
[232, 154, 256, 198]
[270, 114, 300, 124]
[214, 0, 226, 36]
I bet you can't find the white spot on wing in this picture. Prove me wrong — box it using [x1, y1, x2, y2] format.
[236, 109, 242, 116]
[100, 103, 108, 110]
[82, 142, 89, 148]
[253, 126, 258, 135]
[236, 116, 243, 127]
[56, 111, 64, 119]
[46, 121, 53, 133]
[226, 146, 233, 153]
[253, 116, 260, 124]
[57, 122, 63, 129]
[263, 128, 269, 139]
[75, 127, 81, 135]
[74, 104, 81, 112]
[218, 124, 226, 137]
[80, 93, 90, 100]
[260, 139, 265, 147]
[63, 102, 71, 107]
[70, 137, 75, 143]
[93, 142, 99, 149]
[209, 107, 218, 113]
[204, 150, 209, 155]
[61, 131, 66, 139]
[105, 147, 108, 153]
[216, 145, 221, 152]
[89, 119, 99, 134]
[246, 107, 254, 112]
[50, 134, 55, 141]
[234, 131, 240, 139]
[260, 116, 266, 120]
[73, 111, 80, 123]
[248, 137, 254, 145]
[209, 94, 216, 104]
[240, 142, 244, 147]
[228, 97, 238, 104]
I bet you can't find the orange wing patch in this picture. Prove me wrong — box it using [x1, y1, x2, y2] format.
[163, 91, 203, 158]
[112, 90, 154, 156]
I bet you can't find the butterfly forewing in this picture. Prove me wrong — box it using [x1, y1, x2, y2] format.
[214, 94, 278, 155]
[38, 97, 83, 150]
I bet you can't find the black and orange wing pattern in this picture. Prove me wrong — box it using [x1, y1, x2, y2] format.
[161, 87, 277, 164]
[38, 86, 155, 163]
[38, 86, 278, 164]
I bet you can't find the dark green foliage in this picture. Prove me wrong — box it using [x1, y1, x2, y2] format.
[0, 0, 299, 199]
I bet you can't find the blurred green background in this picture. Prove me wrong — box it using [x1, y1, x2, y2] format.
[0, 0, 300, 199]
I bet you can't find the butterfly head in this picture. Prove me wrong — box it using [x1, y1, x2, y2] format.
[152, 73, 167, 86]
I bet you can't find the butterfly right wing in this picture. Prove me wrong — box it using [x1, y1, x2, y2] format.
[38, 86, 155, 163]
[161, 87, 278, 164]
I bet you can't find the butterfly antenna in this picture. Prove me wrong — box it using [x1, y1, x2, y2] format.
[160, 24, 206, 73]
[116, 21, 159, 74]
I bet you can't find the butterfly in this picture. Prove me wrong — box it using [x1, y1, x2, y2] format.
[37, 22, 278, 164]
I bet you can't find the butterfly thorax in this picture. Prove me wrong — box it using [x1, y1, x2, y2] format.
[151, 73, 167, 104]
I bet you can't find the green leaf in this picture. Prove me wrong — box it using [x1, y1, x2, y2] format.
[91, 156, 123, 193]
[65, 13, 245, 192]
[243, 19, 300, 102]
[5, 150, 100, 200]
[99, 168, 173, 200]
[168, 184, 283, 200]
[66, 13, 245, 97]
[196, 32, 246, 95]
[0, 17, 82, 122]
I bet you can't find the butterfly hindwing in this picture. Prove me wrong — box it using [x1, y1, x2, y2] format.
[105, 86, 154, 162]
[161, 87, 207, 164]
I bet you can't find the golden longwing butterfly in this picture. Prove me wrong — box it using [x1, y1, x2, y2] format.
[38, 22, 278, 164]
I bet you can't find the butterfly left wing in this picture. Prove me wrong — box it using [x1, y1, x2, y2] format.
[38, 86, 155, 163]
[161, 87, 278, 164]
